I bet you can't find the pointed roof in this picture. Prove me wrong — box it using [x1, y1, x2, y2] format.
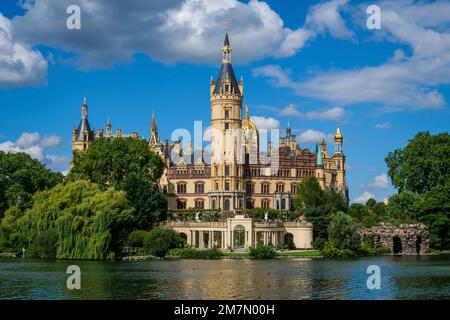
[334, 126, 343, 142]
[151, 112, 158, 132]
[224, 32, 230, 46]
[316, 143, 323, 166]
[75, 98, 94, 141]
[213, 32, 240, 95]
[213, 63, 240, 95]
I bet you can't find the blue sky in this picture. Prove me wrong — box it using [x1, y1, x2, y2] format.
[0, 0, 449, 203]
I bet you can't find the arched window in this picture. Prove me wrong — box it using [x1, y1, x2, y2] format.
[261, 183, 270, 194]
[276, 183, 285, 193]
[194, 199, 204, 209]
[195, 182, 204, 194]
[176, 199, 187, 209]
[261, 199, 270, 209]
[291, 184, 297, 194]
[177, 182, 187, 194]
[224, 199, 230, 211]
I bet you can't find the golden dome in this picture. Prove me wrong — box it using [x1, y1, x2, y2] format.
[242, 104, 258, 132]
[334, 127, 343, 141]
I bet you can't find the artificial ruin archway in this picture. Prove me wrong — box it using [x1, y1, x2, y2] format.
[360, 223, 430, 255]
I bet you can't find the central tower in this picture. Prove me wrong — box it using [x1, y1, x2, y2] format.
[209, 32, 245, 211]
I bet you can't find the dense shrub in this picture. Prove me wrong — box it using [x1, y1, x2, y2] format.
[126, 230, 149, 247]
[321, 243, 358, 258]
[143, 228, 185, 257]
[167, 247, 185, 257]
[178, 248, 223, 259]
[312, 237, 327, 251]
[249, 244, 277, 259]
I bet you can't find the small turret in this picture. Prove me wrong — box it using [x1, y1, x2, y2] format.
[334, 126, 343, 153]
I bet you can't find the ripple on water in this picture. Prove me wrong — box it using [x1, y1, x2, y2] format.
[1, 256, 450, 299]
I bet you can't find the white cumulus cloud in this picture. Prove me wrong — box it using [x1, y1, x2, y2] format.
[353, 191, 376, 204]
[0, 132, 68, 172]
[0, 13, 47, 87]
[298, 129, 332, 144]
[253, 1, 450, 111]
[250, 116, 280, 129]
[11, 0, 315, 68]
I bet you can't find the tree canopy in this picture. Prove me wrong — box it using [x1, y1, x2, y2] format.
[0, 151, 63, 219]
[14, 180, 134, 259]
[385, 131, 450, 193]
[69, 138, 165, 188]
[294, 176, 348, 239]
[68, 138, 167, 230]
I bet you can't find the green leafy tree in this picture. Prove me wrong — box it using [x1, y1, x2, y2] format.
[365, 198, 377, 208]
[294, 176, 324, 210]
[328, 212, 361, 251]
[295, 177, 348, 239]
[0, 151, 63, 218]
[121, 173, 167, 229]
[69, 138, 165, 188]
[385, 191, 423, 222]
[27, 228, 58, 259]
[322, 187, 349, 214]
[0, 206, 25, 252]
[385, 132, 450, 193]
[416, 184, 450, 249]
[303, 207, 330, 240]
[143, 228, 185, 257]
[348, 203, 370, 219]
[16, 180, 134, 260]
[372, 202, 387, 216]
[126, 230, 150, 247]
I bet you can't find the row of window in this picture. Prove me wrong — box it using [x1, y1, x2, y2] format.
[176, 198, 291, 210]
[244, 168, 315, 178]
[176, 169, 206, 175]
[175, 182, 298, 194]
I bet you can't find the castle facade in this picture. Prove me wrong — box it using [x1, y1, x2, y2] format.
[72, 32, 347, 213]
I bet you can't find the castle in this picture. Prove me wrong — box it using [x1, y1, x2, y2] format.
[71, 32, 347, 250]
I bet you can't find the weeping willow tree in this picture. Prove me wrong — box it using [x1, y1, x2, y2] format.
[16, 180, 134, 260]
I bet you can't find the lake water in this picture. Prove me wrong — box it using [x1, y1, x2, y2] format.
[0, 255, 449, 300]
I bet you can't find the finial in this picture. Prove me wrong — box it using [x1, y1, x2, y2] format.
[83, 96, 87, 105]
[287, 121, 290, 128]
[224, 20, 229, 33]
[245, 104, 250, 120]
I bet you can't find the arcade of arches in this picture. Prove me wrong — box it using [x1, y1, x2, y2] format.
[163, 215, 313, 251]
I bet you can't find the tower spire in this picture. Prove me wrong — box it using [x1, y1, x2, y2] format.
[81, 96, 88, 119]
[222, 31, 232, 64]
[149, 112, 159, 145]
[151, 112, 158, 135]
[317, 142, 323, 166]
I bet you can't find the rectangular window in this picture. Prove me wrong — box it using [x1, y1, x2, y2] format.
[225, 180, 230, 191]
[225, 110, 229, 119]
[225, 165, 230, 176]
